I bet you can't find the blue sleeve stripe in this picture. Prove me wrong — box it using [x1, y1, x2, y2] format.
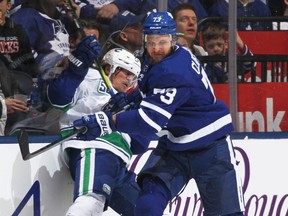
[141, 101, 172, 119]
[138, 109, 162, 132]
[157, 114, 232, 144]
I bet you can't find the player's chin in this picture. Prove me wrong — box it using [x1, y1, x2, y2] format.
[151, 54, 165, 61]
[119, 84, 129, 93]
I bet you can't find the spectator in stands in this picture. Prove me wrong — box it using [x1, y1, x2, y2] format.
[11, 0, 71, 65]
[0, 60, 29, 135]
[208, 0, 273, 30]
[273, 0, 288, 30]
[47, 18, 101, 81]
[101, 11, 146, 58]
[0, 0, 39, 77]
[10, 0, 75, 117]
[96, 0, 208, 21]
[69, 18, 101, 47]
[172, 3, 207, 56]
[6, 17, 102, 136]
[201, 22, 255, 83]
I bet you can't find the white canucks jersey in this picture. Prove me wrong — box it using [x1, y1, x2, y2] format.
[48, 68, 132, 165]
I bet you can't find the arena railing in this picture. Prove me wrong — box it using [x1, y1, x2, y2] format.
[197, 54, 288, 83]
[198, 16, 288, 31]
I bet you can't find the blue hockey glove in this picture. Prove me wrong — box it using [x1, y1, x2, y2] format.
[73, 111, 115, 140]
[68, 35, 101, 77]
[102, 89, 143, 113]
[126, 89, 143, 108]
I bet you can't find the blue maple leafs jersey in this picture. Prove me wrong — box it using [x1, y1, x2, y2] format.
[11, 7, 70, 63]
[116, 45, 234, 151]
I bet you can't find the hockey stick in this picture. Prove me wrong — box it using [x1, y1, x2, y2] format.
[18, 127, 86, 160]
[18, 98, 132, 160]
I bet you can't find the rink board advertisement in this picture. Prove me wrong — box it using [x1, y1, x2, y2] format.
[213, 83, 288, 132]
[1, 134, 288, 216]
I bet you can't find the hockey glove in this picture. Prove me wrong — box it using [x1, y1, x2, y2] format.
[102, 89, 143, 113]
[73, 111, 116, 140]
[68, 35, 101, 77]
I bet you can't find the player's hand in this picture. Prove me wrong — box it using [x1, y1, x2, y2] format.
[102, 92, 129, 113]
[97, 3, 119, 19]
[73, 111, 115, 140]
[102, 89, 143, 113]
[69, 35, 102, 77]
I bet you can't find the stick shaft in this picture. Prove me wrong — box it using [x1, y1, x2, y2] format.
[18, 127, 86, 160]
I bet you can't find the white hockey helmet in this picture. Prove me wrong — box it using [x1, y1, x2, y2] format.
[102, 48, 141, 79]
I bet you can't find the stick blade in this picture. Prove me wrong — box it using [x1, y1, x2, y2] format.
[17, 129, 31, 160]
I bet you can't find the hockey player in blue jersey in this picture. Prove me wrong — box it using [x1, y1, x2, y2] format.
[73, 12, 245, 215]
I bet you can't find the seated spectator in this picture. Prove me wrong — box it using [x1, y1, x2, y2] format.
[69, 18, 101, 47]
[11, 0, 71, 64]
[0, 0, 39, 77]
[201, 22, 256, 83]
[44, 18, 101, 81]
[101, 11, 146, 58]
[97, 0, 208, 21]
[7, 17, 102, 136]
[0, 60, 29, 135]
[273, 0, 288, 30]
[208, 0, 273, 30]
[172, 3, 207, 56]
[10, 0, 76, 116]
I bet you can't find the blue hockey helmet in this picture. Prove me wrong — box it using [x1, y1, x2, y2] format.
[143, 12, 176, 35]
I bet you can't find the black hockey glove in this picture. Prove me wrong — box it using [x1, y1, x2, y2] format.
[73, 111, 115, 140]
[68, 35, 101, 77]
[102, 89, 143, 113]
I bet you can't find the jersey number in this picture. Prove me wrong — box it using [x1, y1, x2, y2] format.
[154, 88, 177, 105]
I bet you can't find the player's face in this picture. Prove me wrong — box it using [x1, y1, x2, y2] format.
[175, 9, 198, 41]
[110, 68, 137, 93]
[204, 38, 226, 56]
[145, 35, 173, 64]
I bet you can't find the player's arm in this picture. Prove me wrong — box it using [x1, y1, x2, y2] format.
[73, 86, 190, 139]
[48, 35, 101, 107]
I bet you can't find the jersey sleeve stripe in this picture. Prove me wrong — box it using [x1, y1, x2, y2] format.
[141, 101, 172, 119]
[157, 114, 232, 144]
[138, 108, 162, 132]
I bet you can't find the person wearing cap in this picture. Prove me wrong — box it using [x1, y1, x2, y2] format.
[101, 11, 146, 58]
[72, 11, 245, 215]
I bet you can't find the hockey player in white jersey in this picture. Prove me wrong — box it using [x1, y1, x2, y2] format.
[73, 12, 245, 215]
[47, 33, 142, 216]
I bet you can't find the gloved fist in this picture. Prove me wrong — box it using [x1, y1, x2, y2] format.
[102, 92, 129, 113]
[73, 111, 115, 140]
[68, 35, 102, 77]
[102, 89, 143, 113]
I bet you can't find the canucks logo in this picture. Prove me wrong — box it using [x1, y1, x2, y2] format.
[103, 184, 111, 195]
